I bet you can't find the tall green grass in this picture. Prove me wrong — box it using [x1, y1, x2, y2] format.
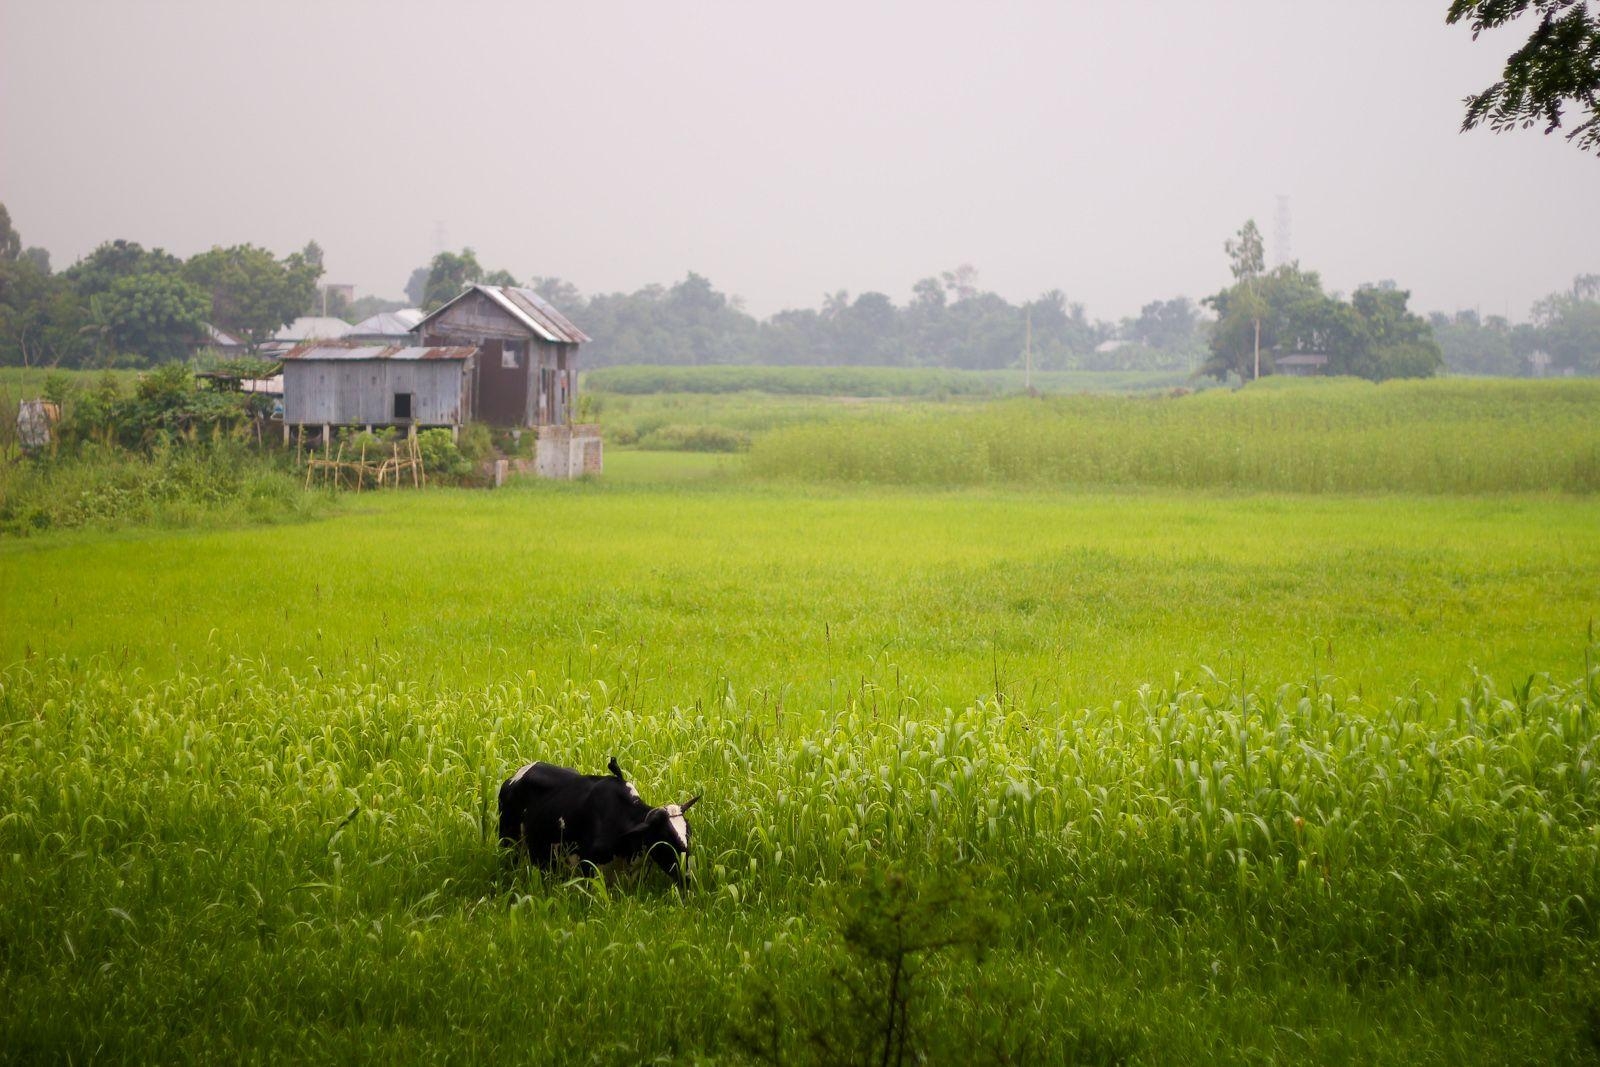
[5, 469, 1600, 1060]
[749, 378, 1600, 493]
[0, 443, 329, 536]
[3, 652, 1598, 1062]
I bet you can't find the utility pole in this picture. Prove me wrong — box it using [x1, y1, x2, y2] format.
[1254, 318, 1261, 380]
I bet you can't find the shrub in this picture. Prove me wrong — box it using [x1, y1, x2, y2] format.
[635, 423, 750, 453]
[457, 422, 494, 464]
[416, 428, 471, 480]
[0, 443, 323, 536]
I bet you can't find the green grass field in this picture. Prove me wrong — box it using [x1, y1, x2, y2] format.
[748, 378, 1600, 493]
[4, 380, 1600, 1062]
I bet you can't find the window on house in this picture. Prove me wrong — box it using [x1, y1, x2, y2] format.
[502, 342, 521, 369]
[393, 392, 413, 420]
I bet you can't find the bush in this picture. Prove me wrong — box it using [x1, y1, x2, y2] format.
[416, 428, 471, 480]
[635, 423, 750, 452]
[340, 427, 396, 455]
[0, 443, 324, 536]
[457, 422, 494, 464]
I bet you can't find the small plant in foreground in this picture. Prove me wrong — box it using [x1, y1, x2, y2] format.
[733, 866, 1009, 1066]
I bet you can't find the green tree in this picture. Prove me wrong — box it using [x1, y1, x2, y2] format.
[1129, 296, 1202, 353]
[528, 276, 584, 310]
[403, 265, 430, 306]
[1448, 1, 1600, 153]
[341, 294, 410, 324]
[1203, 264, 1354, 381]
[99, 273, 210, 363]
[1432, 310, 1522, 374]
[1345, 285, 1444, 379]
[183, 244, 321, 351]
[0, 203, 20, 262]
[0, 257, 88, 367]
[1224, 220, 1267, 379]
[421, 249, 484, 311]
[63, 239, 182, 297]
[1531, 273, 1600, 371]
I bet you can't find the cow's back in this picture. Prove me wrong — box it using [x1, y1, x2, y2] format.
[498, 761, 638, 864]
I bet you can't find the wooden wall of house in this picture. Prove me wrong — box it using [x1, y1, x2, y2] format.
[421, 291, 526, 343]
[284, 360, 472, 426]
[420, 292, 582, 427]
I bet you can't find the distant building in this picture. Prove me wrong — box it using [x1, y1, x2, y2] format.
[193, 324, 248, 358]
[347, 308, 424, 344]
[260, 316, 354, 357]
[1274, 353, 1328, 377]
[320, 283, 356, 308]
[276, 286, 600, 479]
[413, 284, 591, 429]
[413, 285, 599, 477]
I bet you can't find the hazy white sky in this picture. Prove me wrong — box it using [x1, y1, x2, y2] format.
[2, 0, 1595, 321]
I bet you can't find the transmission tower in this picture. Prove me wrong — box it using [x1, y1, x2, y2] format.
[1273, 195, 1292, 267]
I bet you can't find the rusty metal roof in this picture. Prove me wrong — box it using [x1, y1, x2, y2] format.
[280, 342, 476, 362]
[414, 284, 590, 345]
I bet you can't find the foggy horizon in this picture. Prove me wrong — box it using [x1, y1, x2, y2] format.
[3, 0, 1596, 324]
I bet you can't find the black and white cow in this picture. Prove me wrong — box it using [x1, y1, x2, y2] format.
[498, 756, 700, 886]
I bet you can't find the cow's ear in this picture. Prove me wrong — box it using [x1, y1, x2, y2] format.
[679, 794, 702, 812]
[608, 756, 625, 781]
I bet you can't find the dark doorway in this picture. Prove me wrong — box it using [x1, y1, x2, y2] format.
[393, 392, 413, 420]
[474, 339, 531, 426]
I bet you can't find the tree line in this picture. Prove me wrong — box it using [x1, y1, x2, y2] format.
[410, 248, 1204, 373]
[0, 204, 323, 368]
[4, 200, 1594, 379]
[417, 229, 1595, 381]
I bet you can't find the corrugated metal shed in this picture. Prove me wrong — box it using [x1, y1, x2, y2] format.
[282, 343, 476, 362]
[415, 285, 590, 344]
[282, 346, 476, 426]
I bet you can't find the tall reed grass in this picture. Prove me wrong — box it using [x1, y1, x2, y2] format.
[748, 378, 1600, 493]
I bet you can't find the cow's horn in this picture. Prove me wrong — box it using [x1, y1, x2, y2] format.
[679, 794, 701, 812]
[608, 756, 625, 781]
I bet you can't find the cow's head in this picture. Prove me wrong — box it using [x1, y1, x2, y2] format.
[634, 795, 700, 885]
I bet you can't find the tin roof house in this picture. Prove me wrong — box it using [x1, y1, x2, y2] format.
[1274, 352, 1329, 377]
[279, 285, 599, 479]
[260, 316, 355, 358]
[347, 308, 424, 344]
[412, 284, 591, 429]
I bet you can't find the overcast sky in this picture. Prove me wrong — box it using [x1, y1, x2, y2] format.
[2, 1, 1595, 322]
